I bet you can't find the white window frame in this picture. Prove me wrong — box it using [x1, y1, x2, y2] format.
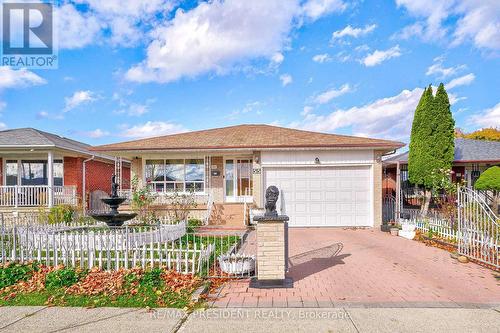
[3, 157, 64, 186]
[144, 158, 206, 194]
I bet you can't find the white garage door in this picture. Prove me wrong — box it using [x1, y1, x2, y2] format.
[264, 166, 372, 227]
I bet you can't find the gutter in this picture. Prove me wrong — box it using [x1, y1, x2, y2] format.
[82, 155, 95, 214]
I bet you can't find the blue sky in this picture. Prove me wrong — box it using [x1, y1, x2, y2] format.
[0, 0, 499, 146]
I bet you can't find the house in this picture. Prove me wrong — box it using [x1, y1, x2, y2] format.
[0, 128, 130, 211]
[383, 138, 500, 197]
[92, 124, 404, 228]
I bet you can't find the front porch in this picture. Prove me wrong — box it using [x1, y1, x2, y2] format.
[131, 154, 260, 206]
[0, 151, 78, 209]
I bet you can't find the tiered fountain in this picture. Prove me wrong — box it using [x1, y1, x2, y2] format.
[90, 175, 137, 227]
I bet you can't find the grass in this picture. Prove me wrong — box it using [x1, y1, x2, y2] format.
[0, 289, 192, 308]
[0, 264, 202, 309]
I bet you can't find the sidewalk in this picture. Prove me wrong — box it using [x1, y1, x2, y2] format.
[1, 306, 499, 333]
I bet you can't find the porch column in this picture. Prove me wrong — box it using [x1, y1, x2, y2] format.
[395, 161, 401, 223]
[47, 151, 54, 208]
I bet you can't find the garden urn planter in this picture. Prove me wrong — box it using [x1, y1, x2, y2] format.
[218, 254, 256, 275]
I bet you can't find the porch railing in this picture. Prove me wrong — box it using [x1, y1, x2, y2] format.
[0, 185, 77, 207]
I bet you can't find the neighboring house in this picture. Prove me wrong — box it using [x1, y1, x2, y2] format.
[92, 124, 403, 228]
[383, 138, 500, 197]
[0, 128, 130, 211]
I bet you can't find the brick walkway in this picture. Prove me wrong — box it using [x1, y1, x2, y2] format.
[209, 228, 500, 308]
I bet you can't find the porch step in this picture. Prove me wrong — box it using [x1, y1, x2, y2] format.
[208, 203, 247, 227]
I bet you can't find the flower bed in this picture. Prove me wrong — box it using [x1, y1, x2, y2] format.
[0, 262, 202, 308]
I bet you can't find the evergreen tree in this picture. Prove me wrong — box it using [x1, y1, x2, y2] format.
[408, 86, 433, 185]
[408, 84, 455, 216]
[429, 83, 455, 179]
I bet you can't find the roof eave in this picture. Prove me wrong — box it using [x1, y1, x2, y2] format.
[92, 143, 405, 153]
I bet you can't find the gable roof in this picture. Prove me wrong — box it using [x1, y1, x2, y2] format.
[92, 124, 404, 152]
[0, 128, 116, 161]
[384, 138, 500, 164]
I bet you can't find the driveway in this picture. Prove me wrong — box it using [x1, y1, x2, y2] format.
[210, 228, 500, 308]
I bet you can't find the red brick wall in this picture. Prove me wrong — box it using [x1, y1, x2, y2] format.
[63, 157, 83, 196]
[63, 157, 130, 206]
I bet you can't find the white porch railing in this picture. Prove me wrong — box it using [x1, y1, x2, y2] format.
[0, 185, 77, 207]
[118, 189, 210, 206]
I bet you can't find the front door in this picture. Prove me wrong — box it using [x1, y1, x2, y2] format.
[224, 158, 253, 202]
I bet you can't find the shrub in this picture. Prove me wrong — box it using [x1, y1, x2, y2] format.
[140, 268, 163, 289]
[47, 205, 76, 224]
[474, 166, 500, 191]
[45, 268, 79, 289]
[0, 263, 38, 289]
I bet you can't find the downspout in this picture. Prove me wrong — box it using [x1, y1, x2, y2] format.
[82, 155, 95, 215]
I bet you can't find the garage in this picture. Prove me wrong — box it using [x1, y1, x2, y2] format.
[263, 165, 373, 227]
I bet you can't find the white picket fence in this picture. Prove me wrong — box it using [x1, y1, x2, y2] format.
[0, 221, 216, 274]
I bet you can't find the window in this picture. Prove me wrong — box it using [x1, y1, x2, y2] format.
[5, 160, 18, 186]
[5, 159, 63, 186]
[145, 158, 205, 193]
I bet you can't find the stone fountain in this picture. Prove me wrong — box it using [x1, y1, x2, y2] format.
[90, 175, 137, 227]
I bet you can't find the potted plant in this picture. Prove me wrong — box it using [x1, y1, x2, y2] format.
[389, 223, 400, 236]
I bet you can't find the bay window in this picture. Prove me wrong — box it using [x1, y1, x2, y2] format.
[145, 158, 205, 193]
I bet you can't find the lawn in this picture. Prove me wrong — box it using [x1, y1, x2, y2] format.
[0, 263, 203, 308]
[0, 233, 241, 308]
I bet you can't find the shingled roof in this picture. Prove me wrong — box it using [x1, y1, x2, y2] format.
[384, 138, 500, 164]
[92, 124, 404, 152]
[0, 128, 116, 161]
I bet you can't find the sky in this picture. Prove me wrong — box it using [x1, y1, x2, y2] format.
[0, 0, 499, 148]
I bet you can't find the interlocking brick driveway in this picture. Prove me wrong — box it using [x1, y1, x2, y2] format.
[209, 228, 500, 308]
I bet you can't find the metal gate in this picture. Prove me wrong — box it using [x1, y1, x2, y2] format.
[458, 187, 499, 269]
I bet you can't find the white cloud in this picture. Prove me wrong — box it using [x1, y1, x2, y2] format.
[227, 101, 264, 119]
[312, 53, 332, 63]
[331, 24, 377, 40]
[280, 74, 293, 86]
[56, 1, 175, 48]
[312, 84, 352, 104]
[301, 106, 314, 116]
[115, 103, 150, 117]
[446, 73, 475, 89]
[0, 122, 7, 131]
[0, 67, 46, 89]
[81, 128, 110, 138]
[294, 85, 466, 140]
[426, 57, 466, 78]
[119, 121, 188, 138]
[301, 0, 346, 21]
[126, 1, 303, 83]
[362, 45, 402, 67]
[469, 102, 500, 128]
[271, 53, 285, 65]
[64, 90, 98, 112]
[55, 4, 102, 49]
[396, 0, 500, 51]
[295, 87, 426, 140]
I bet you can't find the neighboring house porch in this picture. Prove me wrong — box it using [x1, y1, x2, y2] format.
[0, 128, 129, 211]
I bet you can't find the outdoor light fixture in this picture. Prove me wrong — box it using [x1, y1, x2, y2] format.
[315, 157, 320, 164]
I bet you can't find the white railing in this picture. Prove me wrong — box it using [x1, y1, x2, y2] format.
[118, 188, 210, 206]
[0, 185, 77, 207]
[204, 189, 214, 225]
[458, 187, 499, 269]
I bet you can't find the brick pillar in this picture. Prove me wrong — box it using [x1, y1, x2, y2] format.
[253, 216, 291, 288]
